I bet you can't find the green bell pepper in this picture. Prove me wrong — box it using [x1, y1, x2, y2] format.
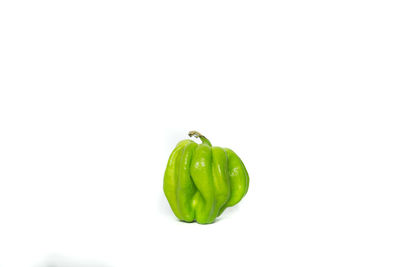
[163, 131, 249, 224]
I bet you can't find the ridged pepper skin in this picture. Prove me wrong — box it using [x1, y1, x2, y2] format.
[163, 131, 249, 224]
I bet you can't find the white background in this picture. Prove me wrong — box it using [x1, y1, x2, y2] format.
[1, 1, 399, 266]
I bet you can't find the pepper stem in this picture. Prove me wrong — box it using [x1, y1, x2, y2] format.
[188, 131, 212, 146]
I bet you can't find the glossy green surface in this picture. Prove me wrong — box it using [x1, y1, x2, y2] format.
[163, 132, 249, 224]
